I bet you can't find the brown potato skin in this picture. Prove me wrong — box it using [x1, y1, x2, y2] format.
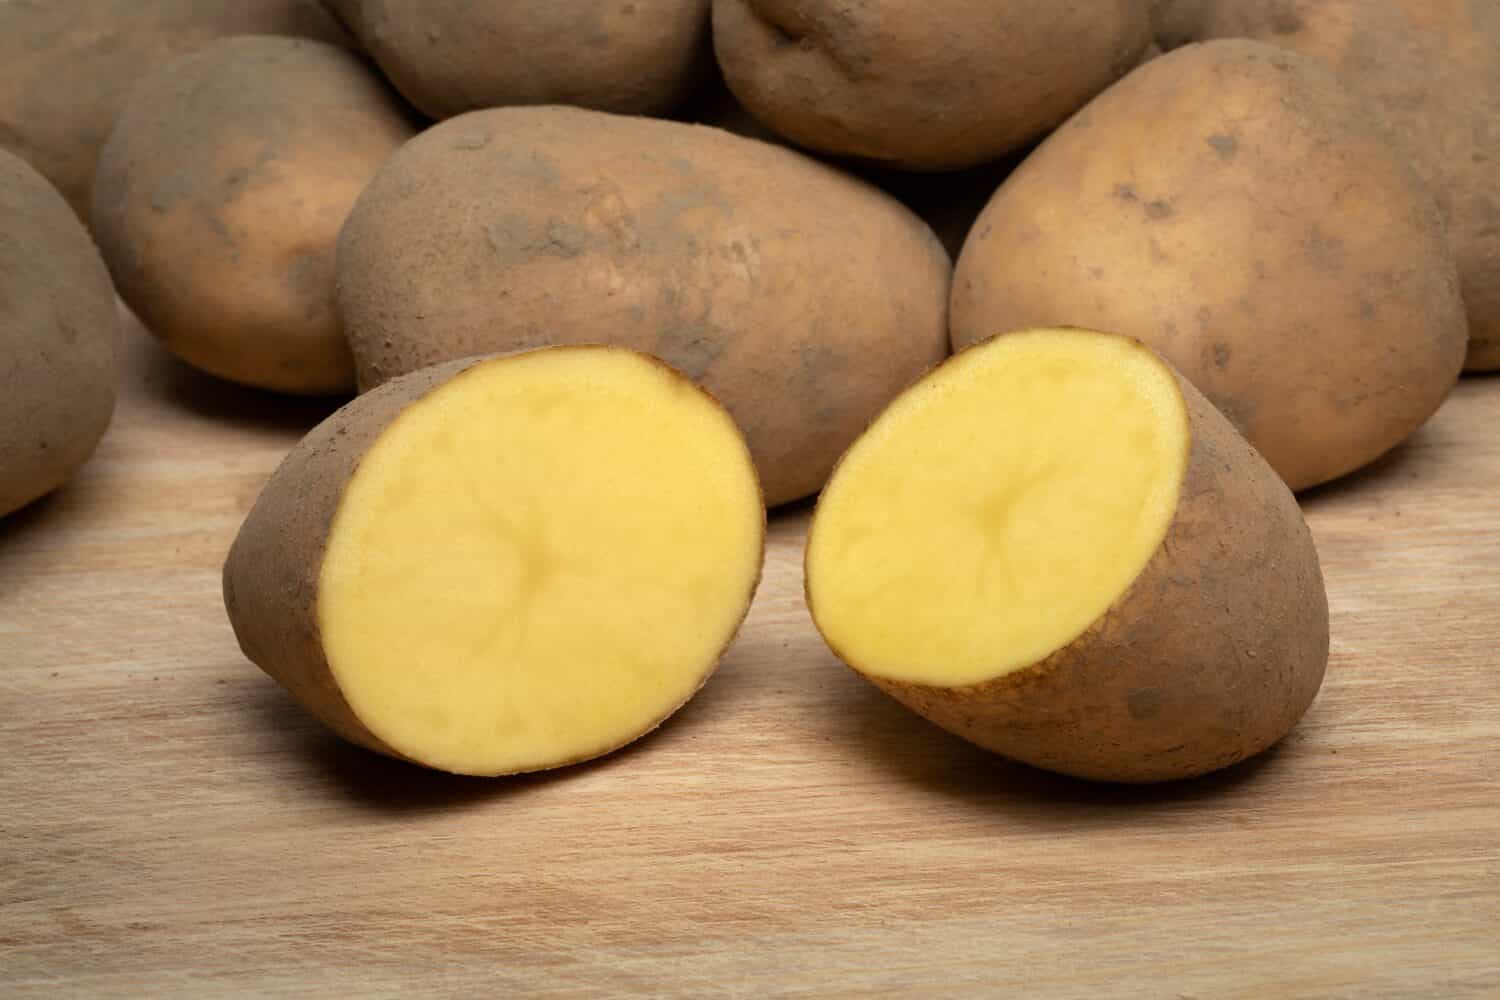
[0, 0, 348, 223]
[1153, 0, 1500, 371]
[0, 151, 118, 517]
[336, 106, 951, 507]
[810, 336, 1330, 784]
[711, 0, 1152, 170]
[223, 348, 765, 774]
[952, 41, 1467, 492]
[324, 0, 711, 120]
[90, 37, 416, 396]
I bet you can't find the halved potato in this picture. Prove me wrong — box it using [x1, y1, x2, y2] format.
[807, 328, 1329, 783]
[224, 346, 765, 776]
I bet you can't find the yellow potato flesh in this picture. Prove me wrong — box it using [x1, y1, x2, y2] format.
[319, 349, 764, 775]
[807, 329, 1189, 687]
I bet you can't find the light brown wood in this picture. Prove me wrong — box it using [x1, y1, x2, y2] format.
[3, 317, 1498, 998]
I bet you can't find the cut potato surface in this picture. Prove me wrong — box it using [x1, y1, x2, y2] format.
[807, 328, 1329, 783]
[225, 347, 764, 776]
[808, 330, 1188, 687]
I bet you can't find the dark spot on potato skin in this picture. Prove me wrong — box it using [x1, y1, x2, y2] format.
[1127, 688, 1163, 720]
[285, 249, 326, 302]
[1206, 134, 1239, 160]
[1213, 342, 1232, 369]
[1114, 183, 1139, 203]
[1304, 225, 1346, 273]
[1269, 7, 1305, 35]
[1145, 199, 1174, 220]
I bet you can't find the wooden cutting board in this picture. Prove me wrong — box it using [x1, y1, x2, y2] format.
[3, 316, 1498, 998]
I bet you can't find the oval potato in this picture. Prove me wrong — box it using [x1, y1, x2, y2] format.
[712, 0, 1152, 170]
[92, 37, 417, 395]
[324, 0, 711, 120]
[952, 41, 1467, 492]
[1154, 0, 1500, 370]
[0, 150, 118, 517]
[0, 0, 348, 222]
[336, 106, 951, 506]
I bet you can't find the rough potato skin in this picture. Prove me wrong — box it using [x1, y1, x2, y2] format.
[711, 0, 1152, 170]
[0, 0, 349, 223]
[223, 348, 765, 774]
[812, 340, 1330, 783]
[336, 106, 951, 506]
[952, 41, 1467, 492]
[222, 361, 468, 760]
[324, 0, 711, 119]
[1153, 0, 1500, 370]
[0, 151, 118, 517]
[90, 37, 416, 395]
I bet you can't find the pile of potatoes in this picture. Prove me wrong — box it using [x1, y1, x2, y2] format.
[3, 1, 1493, 784]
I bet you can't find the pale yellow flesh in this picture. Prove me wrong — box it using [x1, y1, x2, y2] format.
[807, 329, 1189, 687]
[319, 349, 763, 775]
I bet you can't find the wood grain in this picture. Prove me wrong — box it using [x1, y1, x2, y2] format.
[3, 317, 1498, 998]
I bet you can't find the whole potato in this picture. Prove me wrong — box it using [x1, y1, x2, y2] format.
[1153, 0, 1500, 370]
[0, 0, 348, 223]
[336, 106, 951, 506]
[324, 0, 711, 120]
[0, 151, 118, 517]
[91, 37, 417, 395]
[952, 41, 1467, 492]
[712, 0, 1153, 170]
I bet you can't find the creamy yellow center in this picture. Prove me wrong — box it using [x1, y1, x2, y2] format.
[806, 329, 1189, 687]
[319, 348, 764, 774]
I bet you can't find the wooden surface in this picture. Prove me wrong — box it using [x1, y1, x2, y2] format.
[3, 317, 1499, 999]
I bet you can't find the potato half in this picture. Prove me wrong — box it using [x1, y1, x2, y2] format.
[1154, 0, 1500, 370]
[324, 0, 710, 119]
[0, 0, 348, 222]
[712, 0, 1152, 170]
[224, 347, 765, 776]
[91, 36, 416, 395]
[952, 40, 1467, 492]
[335, 105, 950, 506]
[0, 151, 118, 518]
[806, 329, 1329, 783]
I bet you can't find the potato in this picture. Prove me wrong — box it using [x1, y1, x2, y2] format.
[324, 0, 711, 120]
[224, 346, 764, 776]
[1152, 0, 1500, 371]
[335, 106, 951, 506]
[952, 41, 1467, 492]
[0, 0, 348, 222]
[0, 151, 118, 518]
[806, 329, 1329, 783]
[90, 37, 416, 396]
[711, 0, 1153, 170]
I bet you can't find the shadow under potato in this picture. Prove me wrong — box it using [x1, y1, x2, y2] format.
[131, 328, 349, 435]
[823, 668, 1289, 823]
[1296, 427, 1428, 507]
[240, 646, 755, 815]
